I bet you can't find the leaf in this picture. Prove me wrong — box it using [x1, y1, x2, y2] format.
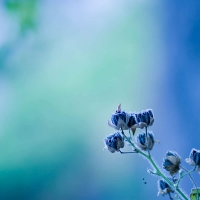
[190, 189, 200, 200]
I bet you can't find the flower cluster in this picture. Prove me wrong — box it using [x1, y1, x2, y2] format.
[105, 104, 155, 153]
[108, 104, 154, 130]
[103, 104, 200, 199]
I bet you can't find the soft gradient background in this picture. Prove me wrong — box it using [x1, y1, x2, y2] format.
[0, 0, 200, 199]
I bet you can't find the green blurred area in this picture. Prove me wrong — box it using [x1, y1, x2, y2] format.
[4, 0, 37, 32]
[0, 1, 164, 199]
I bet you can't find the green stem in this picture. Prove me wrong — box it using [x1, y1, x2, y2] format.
[180, 166, 198, 200]
[176, 167, 196, 188]
[145, 126, 150, 157]
[122, 132, 189, 200]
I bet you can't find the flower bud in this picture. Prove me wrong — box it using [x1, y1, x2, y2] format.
[163, 151, 181, 176]
[136, 131, 155, 151]
[104, 132, 124, 153]
[157, 180, 174, 196]
[185, 148, 200, 173]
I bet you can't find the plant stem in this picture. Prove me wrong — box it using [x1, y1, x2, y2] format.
[122, 131, 189, 200]
[176, 167, 196, 188]
[145, 126, 150, 157]
[180, 166, 198, 200]
[119, 150, 137, 154]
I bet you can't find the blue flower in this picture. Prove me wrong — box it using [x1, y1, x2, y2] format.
[163, 151, 181, 176]
[134, 109, 154, 128]
[157, 180, 174, 196]
[104, 132, 124, 153]
[108, 106, 154, 130]
[185, 149, 200, 174]
[127, 113, 137, 129]
[136, 131, 155, 151]
[108, 105, 130, 130]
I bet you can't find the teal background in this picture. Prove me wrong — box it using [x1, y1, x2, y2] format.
[0, 0, 200, 199]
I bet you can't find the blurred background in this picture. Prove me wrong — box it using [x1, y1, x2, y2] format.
[0, 0, 200, 199]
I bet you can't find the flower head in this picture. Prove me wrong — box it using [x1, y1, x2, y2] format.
[108, 104, 130, 130]
[157, 180, 174, 196]
[134, 109, 154, 128]
[163, 151, 181, 176]
[185, 148, 200, 173]
[108, 106, 154, 130]
[104, 132, 124, 153]
[136, 131, 155, 151]
[127, 113, 137, 129]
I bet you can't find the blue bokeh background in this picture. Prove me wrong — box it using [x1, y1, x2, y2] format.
[0, 0, 200, 199]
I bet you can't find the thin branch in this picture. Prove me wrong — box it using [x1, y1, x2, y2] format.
[175, 166, 196, 189]
[180, 166, 198, 200]
[145, 126, 150, 157]
[119, 150, 137, 154]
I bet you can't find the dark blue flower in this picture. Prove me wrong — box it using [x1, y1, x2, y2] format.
[185, 149, 200, 173]
[163, 151, 181, 176]
[104, 132, 124, 153]
[134, 109, 154, 128]
[136, 131, 155, 151]
[127, 113, 137, 129]
[157, 180, 174, 196]
[108, 106, 154, 130]
[108, 107, 130, 130]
